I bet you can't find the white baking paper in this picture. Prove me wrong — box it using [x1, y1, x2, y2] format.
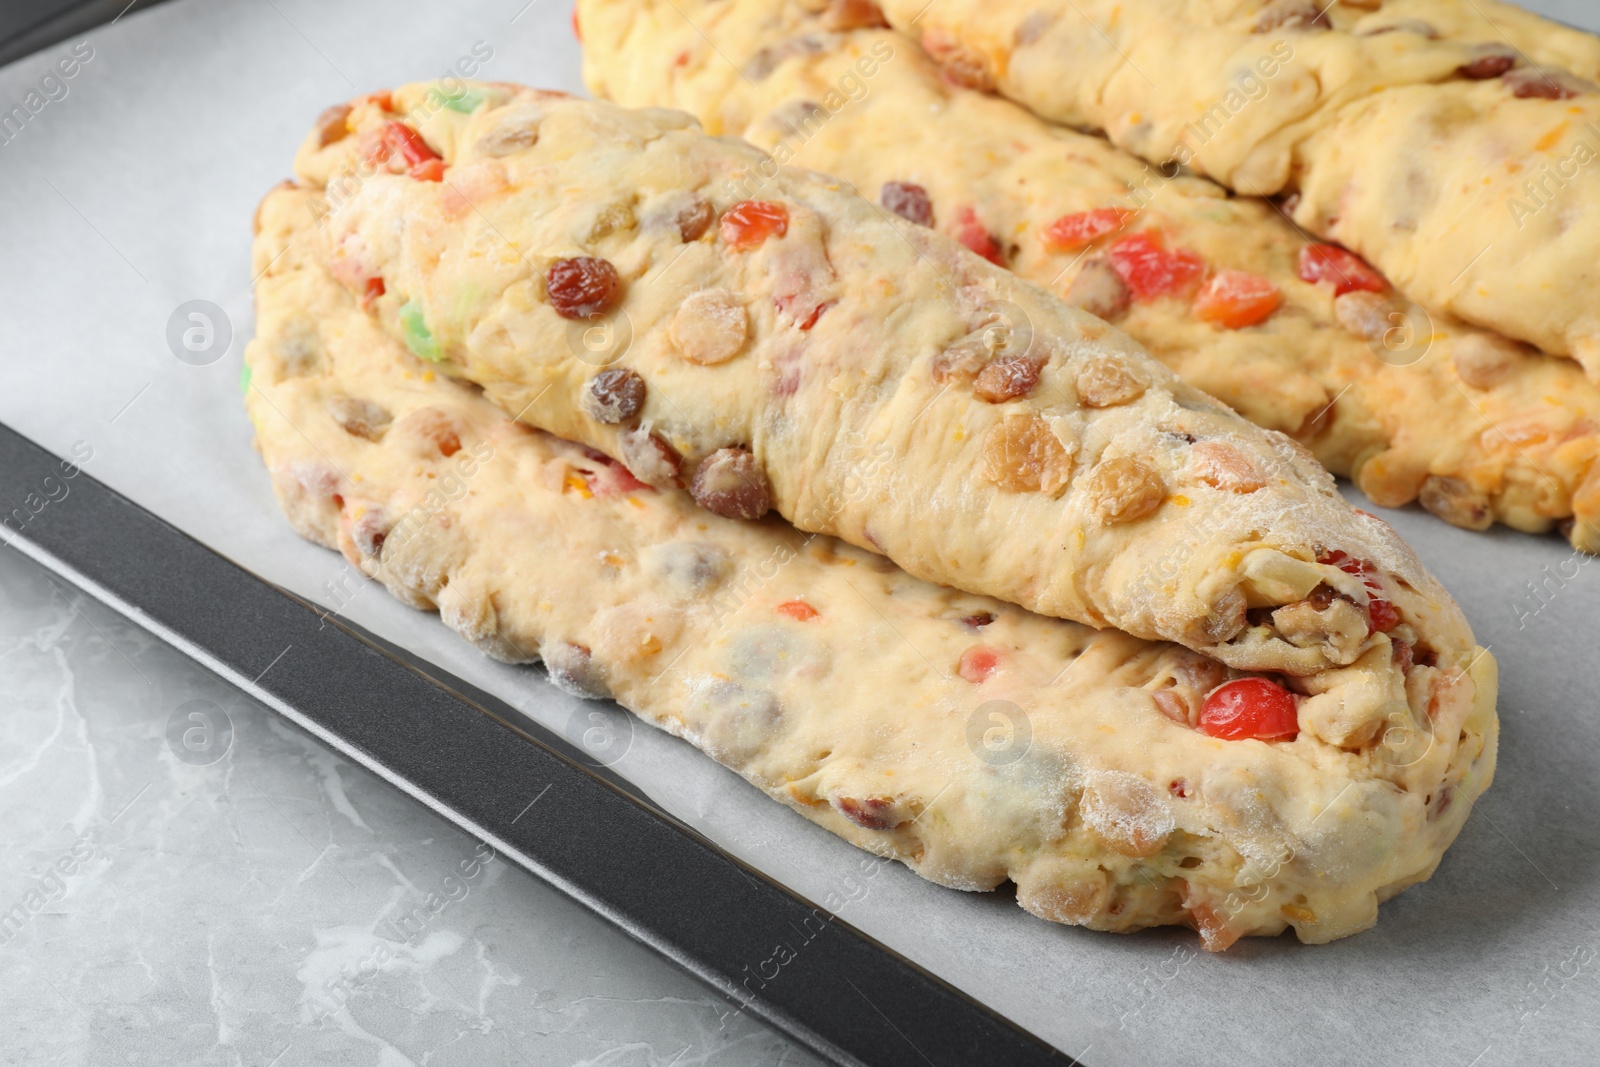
[0, 2, 1596, 1063]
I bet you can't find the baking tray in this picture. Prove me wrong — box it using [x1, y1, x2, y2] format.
[0, 420, 1066, 1067]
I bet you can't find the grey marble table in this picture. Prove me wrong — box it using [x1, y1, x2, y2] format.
[0, 543, 824, 1067]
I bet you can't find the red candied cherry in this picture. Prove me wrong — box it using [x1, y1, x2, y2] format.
[1193, 270, 1282, 329]
[1108, 232, 1206, 300]
[372, 121, 446, 181]
[1319, 549, 1400, 633]
[953, 206, 1005, 265]
[720, 200, 789, 251]
[958, 645, 1002, 683]
[1297, 244, 1388, 296]
[1041, 208, 1133, 252]
[776, 599, 819, 621]
[1199, 679, 1299, 741]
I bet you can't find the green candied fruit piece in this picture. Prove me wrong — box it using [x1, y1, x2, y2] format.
[399, 300, 444, 362]
[441, 87, 488, 114]
[239, 361, 253, 394]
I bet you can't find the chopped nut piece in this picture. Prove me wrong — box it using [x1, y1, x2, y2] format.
[669, 289, 748, 365]
[583, 368, 646, 423]
[1075, 357, 1147, 407]
[982, 414, 1074, 496]
[327, 396, 391, 440]
[619, 429, 682, 487]
[543, 640, 609, 698]
[1064, 259, 1131, 321]
[1189, 439, 1266, 493]
[1272, 590, 1370, 664]
[691, 447, 771, 519]
[974, 355, 1043, 403]
[1418, 476, 1493, 531]
[1082, 773, 1173, 858]
[1086, 457, 1164, 523]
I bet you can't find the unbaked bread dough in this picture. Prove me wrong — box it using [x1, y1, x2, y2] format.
[577, 0, 1600, 552]
[290, 82, 1483, 714]
[245, 179, 1499, 948]
[874, 0, 1600, 373]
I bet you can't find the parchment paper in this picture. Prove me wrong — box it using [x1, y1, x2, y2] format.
[1, 2, 1596, 1063]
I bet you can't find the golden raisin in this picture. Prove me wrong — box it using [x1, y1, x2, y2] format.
[327, 396, 391, 440]
[1075, 358, 1147, 408]
[1086, 457, 1164, 523]
[982, 415, 1073, 496]
[1189, 439, 1266, 493]
[974, 355, 1043, 403]
[1418, 475, 1493, 531]
[315, 103, 353, 147]
[820, 0, 889, 31]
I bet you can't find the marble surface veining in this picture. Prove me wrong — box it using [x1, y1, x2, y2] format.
[0, 543, 825, 1067]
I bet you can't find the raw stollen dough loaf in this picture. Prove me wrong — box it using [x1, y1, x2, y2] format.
[874, 0, 1600, 374]
[578, 0, 1600, 552]
[291, 82, 1480, 732]
[245, 179, 1499, 948]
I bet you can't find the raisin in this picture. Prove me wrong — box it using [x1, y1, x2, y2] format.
[836, 796, 899, 830]
[1505, 67, 1593, 99]
[1457, 49, 1516, 80]
[922, 29, 995, 92]
[690, 447, 771, 520]
[327, 396, 392, 440]
[675, 197, 716, 242]
[881, 181, 934, 227]
[1189, 439, 1266, 493]
[315, 103, 352, 147]
[546, 257, 622, 319]
[1086, 457, 1165, 524]
[974, 355, 1043, 403]
[1075, 358, 1147, 408]
[1418, 475, 1493, 532]
[982, 414, 1073, 495]
[961, 611, 996, 628]
[820, 0, 888, 31]
[583, 369, 646, 423]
